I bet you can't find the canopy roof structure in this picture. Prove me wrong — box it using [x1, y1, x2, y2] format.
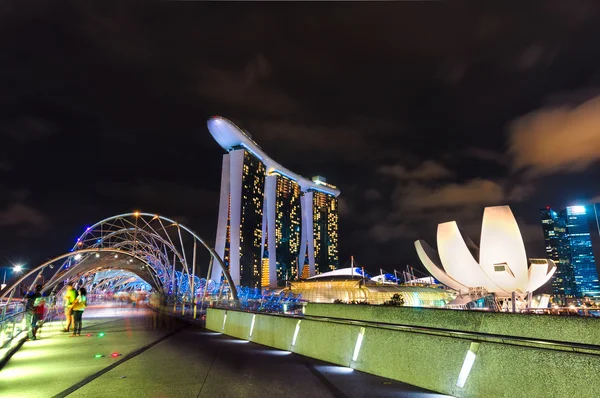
[306, 267, 364, 280]
[289, 279, 455, 306]
[0, 213, 238, 307]
[414, 205, 556, 298]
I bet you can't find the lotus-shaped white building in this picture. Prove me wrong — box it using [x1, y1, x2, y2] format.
[414, 205, 556, 298]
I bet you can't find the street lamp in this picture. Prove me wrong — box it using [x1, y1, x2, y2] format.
[1, 264, 23, 290]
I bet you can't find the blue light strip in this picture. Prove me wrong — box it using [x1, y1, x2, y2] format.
[308, 187, 337, 196]
[271, 170, 298, 182]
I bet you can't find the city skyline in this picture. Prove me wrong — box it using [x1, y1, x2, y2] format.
[3, 3, 600, 276]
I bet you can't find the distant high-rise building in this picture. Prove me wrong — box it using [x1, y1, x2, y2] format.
[311, 182, 339, 274]
[564, 206, 600, 298]
[540, 205, 600, 302]
[215, 148, 266, 289]
[590, 203, 600, 275]
[272, 174, 302, 281]
[209, 116, 341, 288]
[540, 207, 576, 304]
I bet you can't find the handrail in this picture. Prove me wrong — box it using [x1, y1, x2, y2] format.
[0, 309, 25, 323]
[214, 308, 600, 355]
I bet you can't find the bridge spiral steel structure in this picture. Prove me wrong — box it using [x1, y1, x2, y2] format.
[1, 213, 238, 320]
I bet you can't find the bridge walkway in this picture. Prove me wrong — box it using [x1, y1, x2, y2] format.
[0, 305, 448, 398]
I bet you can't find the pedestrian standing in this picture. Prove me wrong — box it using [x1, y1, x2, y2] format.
[70, 287, 87, 337]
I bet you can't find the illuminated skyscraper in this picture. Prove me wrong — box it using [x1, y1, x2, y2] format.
[311, 181, 339, 274]
[540, 205, 600, 302]
[209, 116, 341, 288]
[273, 174, 301, 281]
[214, 148, 266, 288]
[540, 207, 576, 304]
[564, 206, 600, 298]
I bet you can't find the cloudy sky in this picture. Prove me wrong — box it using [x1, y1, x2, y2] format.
[2, 1, 600, 277]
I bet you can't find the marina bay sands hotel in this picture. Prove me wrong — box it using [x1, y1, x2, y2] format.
[208, 116, 340, 288]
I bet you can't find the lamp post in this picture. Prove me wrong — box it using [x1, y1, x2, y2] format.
[1, 265, 23, 288]
[0, 264, 24, 294]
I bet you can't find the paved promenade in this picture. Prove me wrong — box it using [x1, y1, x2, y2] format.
[1, 306, 449, 398]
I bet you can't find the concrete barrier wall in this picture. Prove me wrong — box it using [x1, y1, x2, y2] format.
[250, 311, 298, 351]
[206, 307, 600, 397]
[293, 319, 358, 367]
[305, 303, 600, 346]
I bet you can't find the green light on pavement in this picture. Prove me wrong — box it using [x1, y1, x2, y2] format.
[98, 333, 105, 337]
[94, 354, 103, 358]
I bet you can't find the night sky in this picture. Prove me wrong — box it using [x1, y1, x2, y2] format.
[2, 1, 600, 278]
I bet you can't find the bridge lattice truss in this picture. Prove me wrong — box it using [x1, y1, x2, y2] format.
[1, 213, 238, 309]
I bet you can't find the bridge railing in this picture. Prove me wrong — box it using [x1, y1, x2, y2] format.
[163, 296, 307, 325]
[0, 309, 27, 365]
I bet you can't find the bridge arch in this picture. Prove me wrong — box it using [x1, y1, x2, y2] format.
[1, 212, 238, 307]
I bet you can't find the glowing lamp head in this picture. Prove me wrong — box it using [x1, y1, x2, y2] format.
[13, 265, 23, 272]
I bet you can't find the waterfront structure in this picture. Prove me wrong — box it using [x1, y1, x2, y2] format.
[541, 205, 600, 302]
[414, 206, 556, 303]
[288, 275, 454, 306]
[208, 116, 340, 288]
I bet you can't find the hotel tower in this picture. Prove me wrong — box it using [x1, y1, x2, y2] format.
[208, 116, 341, 288]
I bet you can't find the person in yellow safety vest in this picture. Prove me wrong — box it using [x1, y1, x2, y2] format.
[70, 287, 87, 337]
[63, 284, 77, 332]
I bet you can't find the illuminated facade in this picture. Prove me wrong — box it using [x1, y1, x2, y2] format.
[415, 205, 557, 299]
[214, 148, 266, 288]
[564, 206, 600, 298]
[312, 186, 339, 274]
[273, 174, 302, 281]
[209, 116, 341, 288]
[287, 279, 454, 306]
[541, 205, 600, 301]
[540, 207, 577, 304]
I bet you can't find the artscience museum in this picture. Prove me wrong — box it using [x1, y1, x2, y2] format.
[415, 205, 556, 308]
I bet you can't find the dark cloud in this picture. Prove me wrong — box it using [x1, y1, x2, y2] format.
[514, 44, 546, 70]
[461, 147, 507, 166]
[0, 202, 49, 236]
[398, 179, 505, 211]
[0, 162, 12, 172]
[195, 57, 301, 116]
[378, 161, 454, 181]
[95, 181, 220, 216]
[2, 1, 600, 273]
[256, 121, 365, 152]
[364, 189, 382, 201]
